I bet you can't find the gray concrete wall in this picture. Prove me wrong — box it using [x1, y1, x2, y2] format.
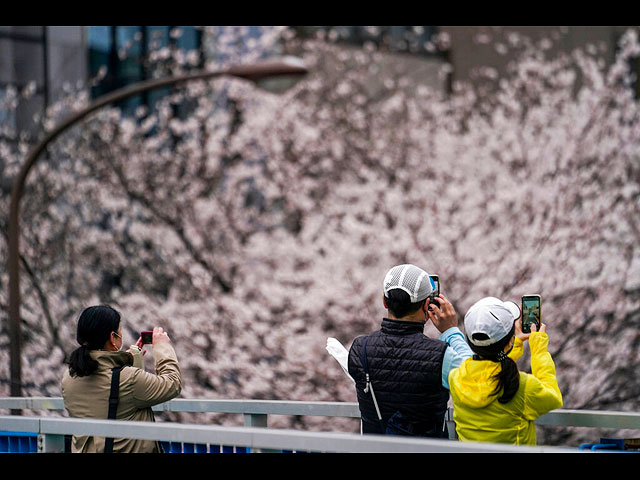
[440, 26, 635, 89]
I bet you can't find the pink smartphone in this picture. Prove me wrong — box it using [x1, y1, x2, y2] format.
[141, 331, 153, 344]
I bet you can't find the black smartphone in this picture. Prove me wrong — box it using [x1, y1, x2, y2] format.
[141, 330, 153, 345]
[521, 295, 541, 333]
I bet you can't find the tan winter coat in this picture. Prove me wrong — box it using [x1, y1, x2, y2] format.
[61, 341, 182, 453]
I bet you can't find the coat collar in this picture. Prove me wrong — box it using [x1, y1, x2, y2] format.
[381, 318, 426, 335]
[90, 350, 134, 369]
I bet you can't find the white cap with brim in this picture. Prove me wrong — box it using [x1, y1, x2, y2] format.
[383, 264, 434, 304]
[464, 297, 521, 347]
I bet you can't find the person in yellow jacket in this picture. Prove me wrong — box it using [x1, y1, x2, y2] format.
[448, 297, 563, 445]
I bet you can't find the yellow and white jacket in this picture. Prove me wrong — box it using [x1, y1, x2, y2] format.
[448, 332, 563, 445]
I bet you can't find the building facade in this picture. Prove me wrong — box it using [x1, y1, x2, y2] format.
[1, 26, 636, 138]
[0, 26, 86, 136]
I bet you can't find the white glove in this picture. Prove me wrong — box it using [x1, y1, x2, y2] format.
[326, 337, 355, 384]
[128, 345, 144, 370]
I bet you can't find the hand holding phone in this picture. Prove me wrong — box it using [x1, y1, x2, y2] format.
[426, 294, 458, 333]
[151, 327, 172, 345]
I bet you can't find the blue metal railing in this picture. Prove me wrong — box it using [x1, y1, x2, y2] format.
[0, 430, 38, 453]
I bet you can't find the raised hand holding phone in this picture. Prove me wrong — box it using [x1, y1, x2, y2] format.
[426, 294, 458, 333]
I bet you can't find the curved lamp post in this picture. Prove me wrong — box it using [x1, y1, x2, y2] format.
[7, 56, 308, 400]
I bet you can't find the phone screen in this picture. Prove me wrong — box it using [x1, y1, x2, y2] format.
[430, 275, 439, 297]
[521, 295, 541, 333]
[141, 331, 153, 345]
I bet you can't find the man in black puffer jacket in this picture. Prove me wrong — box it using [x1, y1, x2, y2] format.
[348, 264, 472, 437]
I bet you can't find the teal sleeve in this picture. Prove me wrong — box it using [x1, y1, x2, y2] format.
[440, 327, 473, 389]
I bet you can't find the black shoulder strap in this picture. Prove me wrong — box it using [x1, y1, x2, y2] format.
[360, 336, 384, 425]
[104, 366, 124, 454]
[360, 335, 370, 376]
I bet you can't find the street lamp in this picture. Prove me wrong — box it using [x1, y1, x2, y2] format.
[7, 56, 308, 402]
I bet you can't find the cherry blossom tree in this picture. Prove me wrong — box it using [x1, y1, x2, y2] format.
[1, 26, 639, 444]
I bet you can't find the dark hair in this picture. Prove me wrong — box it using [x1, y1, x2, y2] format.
[385, 288, 427, 319]
[68, 305, 121, 377]
[468, 324, 520, 404]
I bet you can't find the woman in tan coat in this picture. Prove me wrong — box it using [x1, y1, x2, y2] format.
[62, 305, 182, 453]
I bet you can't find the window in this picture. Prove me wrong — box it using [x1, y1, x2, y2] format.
[0, 26, 47, 136]
[291, 26, 442, 57]
[87, 26, 203, 114]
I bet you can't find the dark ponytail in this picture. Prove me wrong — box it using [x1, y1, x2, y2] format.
[492, 352, 520, 404]
[468, 324, 520, 404]
[68, 305, 121, 377]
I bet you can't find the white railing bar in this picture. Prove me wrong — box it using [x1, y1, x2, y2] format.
[535, 409, 640, 429]
[1, 397, 639, 431]
[0, 397, 65, 411]
[0, 397, 361, 417]
[153, 399, 362, 417]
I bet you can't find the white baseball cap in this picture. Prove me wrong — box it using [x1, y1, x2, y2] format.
[464, 297, 521, 347]
[383, 264, 434, 303]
